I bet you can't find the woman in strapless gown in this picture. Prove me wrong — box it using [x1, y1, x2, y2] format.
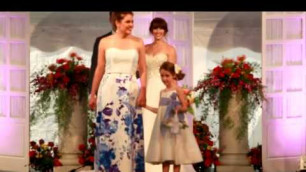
[89, 12, 147, 172]
[142, 17, 177, 172]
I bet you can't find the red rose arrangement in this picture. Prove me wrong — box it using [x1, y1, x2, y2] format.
[29, 139, 62, 171]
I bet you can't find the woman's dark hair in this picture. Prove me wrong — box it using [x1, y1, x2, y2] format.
[111, 12, 133, 29]
[149, 17, 168, 34]
[160, 61, 185, 81]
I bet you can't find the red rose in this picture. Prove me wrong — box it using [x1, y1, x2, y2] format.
[33, 144, 39, 149]
[48, 142, 54, 147]
[79, 144, 86, 151]
[63, 63, 70, 71]
[84, 150, 90, 156]
[88, 156, 94, 163]
[251, 157, 259, 165]
[235, 68, 241, 74]
[53, 158, 63, 166]
[247, 74, 254, 80]
[53, 146, 58, 152]
[39, 139, 44, 145]
[224, 68, 232, 75]
[221, 59, 234, 67]
[212, 66, 221, 76]
[239, 80, 244, 86]
[244, 84, 252, 92]
[56, 58, 66, 64]
[231, 73, 240, 78]
[243, 63, 251, 71]
[204, 158, 213, 167]
[54, 71, 62, 78]
[237, 55, 246, 62]
[205, 150, 212, 157]
[88, 137, 95, 144]
[62, 76, 70, 85]
[79, 157, 85, 165]
[48, 64, 57, 71]
[207, 140, 214, 146]
[70, 52, 77, 58]
[214, 159, 221, 166]
[30, 141, 36, 147]
[58, 83, 65, 89]
[29, 151, 36, 157]
[218, 72, 225, 78]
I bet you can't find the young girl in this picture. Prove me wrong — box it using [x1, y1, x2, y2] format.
[145, 61, 203, 172]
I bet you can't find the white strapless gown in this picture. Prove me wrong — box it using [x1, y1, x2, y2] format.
[143, 53, 167, 172]
[95, 48, 145, 172]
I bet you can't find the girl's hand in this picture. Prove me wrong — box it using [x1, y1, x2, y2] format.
[176, 87, 188, 113]
[144, 104, 158, 114]
[175, 106, 182, 114]
[89, 94, 97, 111]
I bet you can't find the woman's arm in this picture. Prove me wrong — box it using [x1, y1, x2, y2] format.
[137, 38, 147, 107]
[89, 39, 106, 110]
[167, 45, 177, 63]
[136, 44, 149, 79]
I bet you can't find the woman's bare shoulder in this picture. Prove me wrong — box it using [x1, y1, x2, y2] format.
[99, 35, 114, 47]
[129, 35, 143, 43]
[166, 44, 176, 52]
[145, 43, 153, 48]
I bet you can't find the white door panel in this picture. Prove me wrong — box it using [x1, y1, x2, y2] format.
[0, 12, 30, 172]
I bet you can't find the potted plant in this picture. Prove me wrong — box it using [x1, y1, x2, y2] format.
[194, 55, 265, 139]
[194, 55, 265, 168]
[247, 145, 262, 172]
[29, 139, 62, 172]
[31, 52, 90, 168]
[78, 121, 96, 169]
[193, 120, 220, 172]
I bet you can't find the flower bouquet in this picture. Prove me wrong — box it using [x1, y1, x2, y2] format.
[29, 139, 62, 171]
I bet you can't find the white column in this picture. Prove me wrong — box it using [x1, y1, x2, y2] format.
[218, 93, 253, 172]
[54, 100, 88, 172]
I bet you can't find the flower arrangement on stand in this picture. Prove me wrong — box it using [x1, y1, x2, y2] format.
[247, 145, 262, 172]
[194, 55, 265, 139]
[29, 139, 62, 171]
[31, 52, 90, 131]
[193, 120, 220, 172]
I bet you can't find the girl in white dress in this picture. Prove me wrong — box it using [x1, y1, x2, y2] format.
[142, 17, 177, 172]
[145, 62, 202, 172]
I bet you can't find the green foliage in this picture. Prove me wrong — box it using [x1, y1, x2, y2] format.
[194, 56, 265, 139]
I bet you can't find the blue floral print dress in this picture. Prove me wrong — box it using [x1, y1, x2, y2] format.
[95, 48, 145, 172]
